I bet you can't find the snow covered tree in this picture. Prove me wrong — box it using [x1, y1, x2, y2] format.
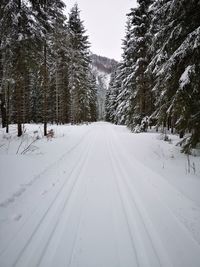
[105, 65, 121, 123]
[114, 18, 133, 125]
[47, 1, 70, 125]
[38, 0, 67, 134]
[125, 0, 153, 130]
[149, 0, 200, 151]
[0, 0, 68, 135]
[68, 4, 95, 124]
[88, 71, 98, 122]
[95, 74, 107, 120]
[0, 0, 47, 136]
[0, 1, 98, 135]
[107, 1, 153, 130]
[106, 0, 200, 152]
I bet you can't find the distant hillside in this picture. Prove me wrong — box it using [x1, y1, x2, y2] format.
[91, 54, 118, 75]
[91, 54, 118, 120]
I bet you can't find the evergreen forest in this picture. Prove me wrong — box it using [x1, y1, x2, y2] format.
[0, 0, 200, 153]
[106, 0, 200, 153]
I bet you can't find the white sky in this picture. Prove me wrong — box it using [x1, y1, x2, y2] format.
[64, 0, 138, 61]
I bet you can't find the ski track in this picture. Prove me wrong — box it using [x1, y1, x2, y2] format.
[108, 125, 200, 266]
[15, 134, 96, 267]
[0, 128, 92, 251]
[0, 127, 91, 209]
[0, 129, 95, 266]
[110, 126, 200, 246]
[37, 132, 97, 267]
[0, 122, 200, 267]
[107, 130, 170, 266]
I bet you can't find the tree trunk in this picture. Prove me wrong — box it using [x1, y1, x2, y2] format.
[0, 92, 6, 128]
[16, 0, 23, 137]
[167, 115, 171, 131]
[0, 48, 6, 128]
[6, 83, 10, 133]
[43, 41, 48, 136]
[16, 76, 23, 137]
[179, 131, 184, 139]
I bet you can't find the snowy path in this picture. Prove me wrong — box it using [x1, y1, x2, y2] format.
[0, 122, 200, 266]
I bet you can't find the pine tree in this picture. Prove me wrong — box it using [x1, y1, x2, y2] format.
[125, 0, 153, 130]
[105, 66, 121, 123]
[0, 0, 65, 135]
[0, 1, 98, 135]
[0, 0, 45, 136]
[88, 72, 98, 122]
[48, 1, 69, 125]
[96, 73, 107, 120]
[107, 1, 152, 130]
[68, 4, 94, 124]
[105, 0, 200, 152]
[149, 0, 200, 151]
[114, 17, 135, 126]
[105, 72, 116, 123]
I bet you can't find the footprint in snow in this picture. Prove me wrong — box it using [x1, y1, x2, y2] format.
[0, 197, 15, 208]
[41, 190, 48, 196]
[22, 181, 33, 187]
[12, 214, 22, 222]
[13, 188, 26, 197]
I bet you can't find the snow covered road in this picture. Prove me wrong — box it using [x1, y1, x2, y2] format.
[0, 122, 200, 266]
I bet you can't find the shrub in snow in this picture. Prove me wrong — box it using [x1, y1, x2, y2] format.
[133, 125, 141, 133]
[47, 129, 54, 140]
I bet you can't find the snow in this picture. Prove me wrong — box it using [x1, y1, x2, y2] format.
[179, 65, 193, 89]
[0, 122, 200, 267]
[92, 66, 111, 88]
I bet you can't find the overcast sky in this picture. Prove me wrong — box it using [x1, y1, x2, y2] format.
[64, 0, 138, 61]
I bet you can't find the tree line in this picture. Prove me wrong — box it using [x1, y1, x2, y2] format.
[106, 0, 200, 153]
[0, 1, 97, 137]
